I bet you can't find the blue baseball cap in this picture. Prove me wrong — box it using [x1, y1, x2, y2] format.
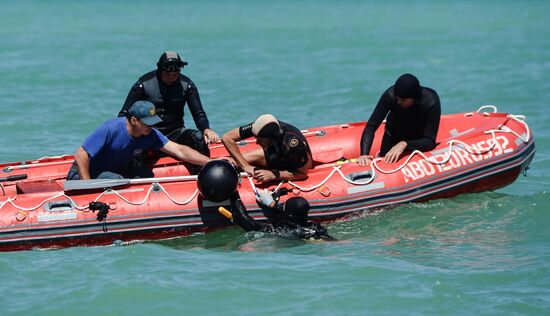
[128, 101, 162, 126]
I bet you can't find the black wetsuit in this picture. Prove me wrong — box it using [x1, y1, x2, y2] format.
[229, 195, 334, 241]
[239, 121, 312, 171]
[360, 86, 441, 157]
[119, 70, 211, 156]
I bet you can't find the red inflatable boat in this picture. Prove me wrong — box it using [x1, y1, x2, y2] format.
[0, 106, 535, 251]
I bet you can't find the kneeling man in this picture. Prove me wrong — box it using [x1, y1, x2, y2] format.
[67, 101, 210, 180]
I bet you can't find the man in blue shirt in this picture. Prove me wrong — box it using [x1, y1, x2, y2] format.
[67, 101, 210, 180]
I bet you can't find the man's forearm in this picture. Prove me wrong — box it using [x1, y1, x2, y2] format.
[221, 138, 250, 169]
[74, 147, 91, 180]
[279, 170, 307, 181]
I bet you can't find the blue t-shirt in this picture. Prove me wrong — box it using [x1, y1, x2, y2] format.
[82, 118, 169, 178]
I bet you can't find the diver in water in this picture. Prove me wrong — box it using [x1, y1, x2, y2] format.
[197, 160, 334, 241]
[225, 189, 334, 241]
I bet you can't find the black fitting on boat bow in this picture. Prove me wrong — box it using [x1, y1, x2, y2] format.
[89, 202, 110, 222]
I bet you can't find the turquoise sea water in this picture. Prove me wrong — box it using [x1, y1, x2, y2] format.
[1, 0, 549, 315]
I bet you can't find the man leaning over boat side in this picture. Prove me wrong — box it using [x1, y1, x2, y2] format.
[357, 73, 441, 165]
[221, 114, 312, 183]
[66, 101, 210, 180]
[118, 51, 218, 172]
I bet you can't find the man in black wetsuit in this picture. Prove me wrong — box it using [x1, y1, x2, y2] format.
[223, 189, 334, 241]
[118, 51, 218, 159]
[221, 114, 312, 183]
[357, 74, 441, 165]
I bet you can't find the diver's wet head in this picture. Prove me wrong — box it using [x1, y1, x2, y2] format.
[394, 73, 421, 102]
[284, 197, 310, 226]
[197, 160, 239, 202]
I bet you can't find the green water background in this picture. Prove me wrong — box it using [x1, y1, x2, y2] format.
[1, 0, 549, 315]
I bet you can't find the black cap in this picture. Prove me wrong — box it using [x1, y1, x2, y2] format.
[157, 51, 188, 72]
[394, 74, 421, 99]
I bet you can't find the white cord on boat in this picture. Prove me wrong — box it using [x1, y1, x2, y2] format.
[507, 114, 530, 142]
[0, 193, 88, 212]
[476, 105, 498, 113]
[155, 184, 199, 205]
[0, 182, 199, 213]
[287, 166, 344, 192]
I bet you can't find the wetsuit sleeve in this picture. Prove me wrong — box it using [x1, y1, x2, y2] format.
[185, 80, 210, 131]
[229, 194, 273, 233]
[405, 97, 441, 152]
[238, 123, 254, 139]
[119, 80, 145, 117]
[360, 90, 391, 155]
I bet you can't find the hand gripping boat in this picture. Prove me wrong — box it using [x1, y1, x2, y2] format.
[0, 106, 535, 251]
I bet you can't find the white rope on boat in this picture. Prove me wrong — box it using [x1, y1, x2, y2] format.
[0, 192, 89, 212]
[507, 114, 530, 142]
[476, 105, 498, 113]
[155, 185, 199, 206]
[0, 182, 199, 213]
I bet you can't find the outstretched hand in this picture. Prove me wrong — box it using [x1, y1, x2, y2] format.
[357, 155, 373, 166]
[384, 141, 407, 163]
[255, 189, 276, 208]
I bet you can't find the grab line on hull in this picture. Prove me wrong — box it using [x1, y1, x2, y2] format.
[0, 183, 199, 218]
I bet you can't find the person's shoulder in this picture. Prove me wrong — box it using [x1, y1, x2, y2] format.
[91, 118, 124, 138]
[380, 86, 394, 98]
[376, 87, 394, 105]
[423, 86, 438, 96]
[138, 70, 157, 82]
[101, 117, 124, 128]
[421, 87, 440, 107]
[179, 73, 192, 82]
[279, 121, 301, 134]
[101, 117, 127, 133]
[179, 74, 196, 87]
[151, 128, 165, 138]
[151, 128, 169, 143]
